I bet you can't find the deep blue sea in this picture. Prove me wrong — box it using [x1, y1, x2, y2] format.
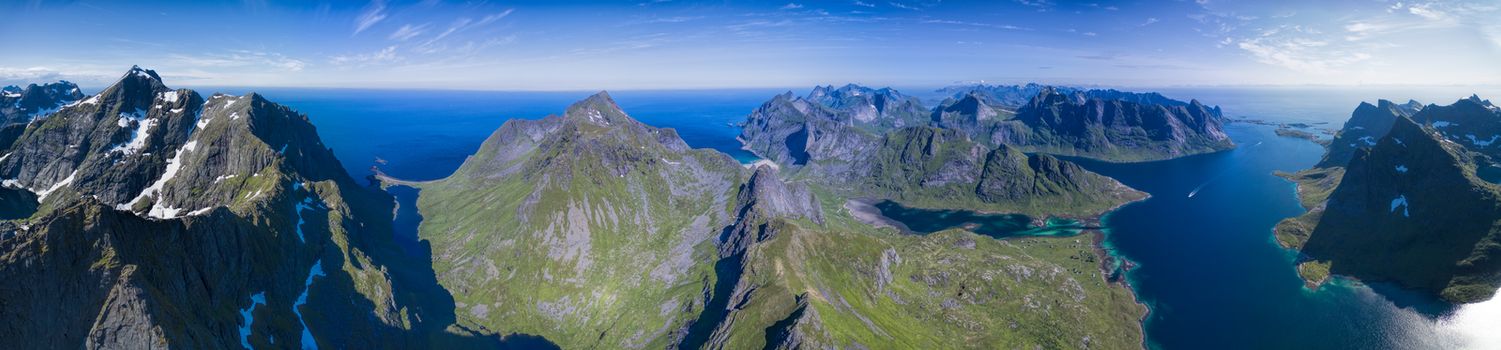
[215, 86, 1499, 349]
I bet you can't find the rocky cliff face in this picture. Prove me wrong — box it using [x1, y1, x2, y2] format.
[1316, 99, 1421, 168]
[1278, 96, 1501, 304]
[737, 84, 930, 170]
[0, 81, 84, 125]
[738, 90, 885, 173]
[976, 87, 1233, 162]
[805, 84, 929, 129]
[0, 67, 488, 349]
[1411, 95, 1501, 161]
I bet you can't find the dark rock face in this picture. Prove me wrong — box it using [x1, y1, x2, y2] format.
[738, 84, 930, 170]
[739, 91, 884, 175]
[988, 87, 1233, 162]
[805, 84, 929, 129]
[1410, 95, 1501, 160]
[1300, 116, 1501, 303]
[1317, 99, 1420, 168]
[0, 67, 490, 349]
[0, 80, 84, 125]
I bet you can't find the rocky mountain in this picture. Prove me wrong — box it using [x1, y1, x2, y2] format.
[1315, 99, 1422, 168]
[405, 92, 1146, 348]
[0, 70, 1149, 348]
[745, 84, 1233, 169]
[938, 83, 1071, 108]
[1277, 97, 1501, 304]
[409, 92, 749, 349]
[938, 87, 1234, 162]
[0, 67, 494, 349]
[940, 83, 1211, 111]
[741, 86, 1146, 218]
[736, 84, 929, 169]
[0, 81, 84, 126]
[1410, 95, 1501, 161]
[856, 126, 1143, 217]
[806, 84, 929, 130]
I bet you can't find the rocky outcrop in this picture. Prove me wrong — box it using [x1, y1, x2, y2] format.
[0, 81, 83, 125]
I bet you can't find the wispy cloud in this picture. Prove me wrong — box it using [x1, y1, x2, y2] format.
[627, 16, 705, 25]
[888, 2, 919, 11]
[1236, 25, 1366, 74]
[780, 3, 803, 10]
[330, 46, 400, 66]
[1139, 17, 1159, 27]
[389, 24, 430, 41]
[922, 19, 1029, 31]
[354, 0, 388, 35]
[170, 51, 307, 71]
[853, 1, 875, 8]
[1015, 0, 1053, 11]
[415, 9, 515, 54]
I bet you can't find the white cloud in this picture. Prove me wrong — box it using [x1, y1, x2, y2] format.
[922, 19, 1029, 31]
[1015, 0, 1053, 10]
[853, 1, 875, 7]
[354, 0, 388, 34]
[413, 9, 515, 53]
[888, 2, 919, 10]
[1237, 33, 1367, 74]
[389, 24, 430, 41]
[780, 3, 803, 10]
[330, 46, 400, 66]
[1140, 17, 1159, 27]
[169, 51, 306, 72]
[1407, 3, 1445, 20]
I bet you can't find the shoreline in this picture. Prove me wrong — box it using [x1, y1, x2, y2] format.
[842, 198, 912, 234]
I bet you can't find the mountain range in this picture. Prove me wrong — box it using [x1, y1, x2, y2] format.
[0, 69, 1148, 349]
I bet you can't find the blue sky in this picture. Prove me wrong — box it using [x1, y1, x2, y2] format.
[2, 0, 1498, 90]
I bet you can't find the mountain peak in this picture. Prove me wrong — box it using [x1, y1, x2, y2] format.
[124, 65, 164, 84]
[97, 66, 170, 103]
[563, 91, 636, 127]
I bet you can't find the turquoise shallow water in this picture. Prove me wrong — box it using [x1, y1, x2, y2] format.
[238, 87, 1495, 349]
[871, 200, 1085, 239]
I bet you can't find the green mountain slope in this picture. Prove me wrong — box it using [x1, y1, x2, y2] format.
[410, 92, 1147, 349]
[411, 92, 746, 349]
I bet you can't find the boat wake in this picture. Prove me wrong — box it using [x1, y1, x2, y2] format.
[1188, 141, 1263, 198]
